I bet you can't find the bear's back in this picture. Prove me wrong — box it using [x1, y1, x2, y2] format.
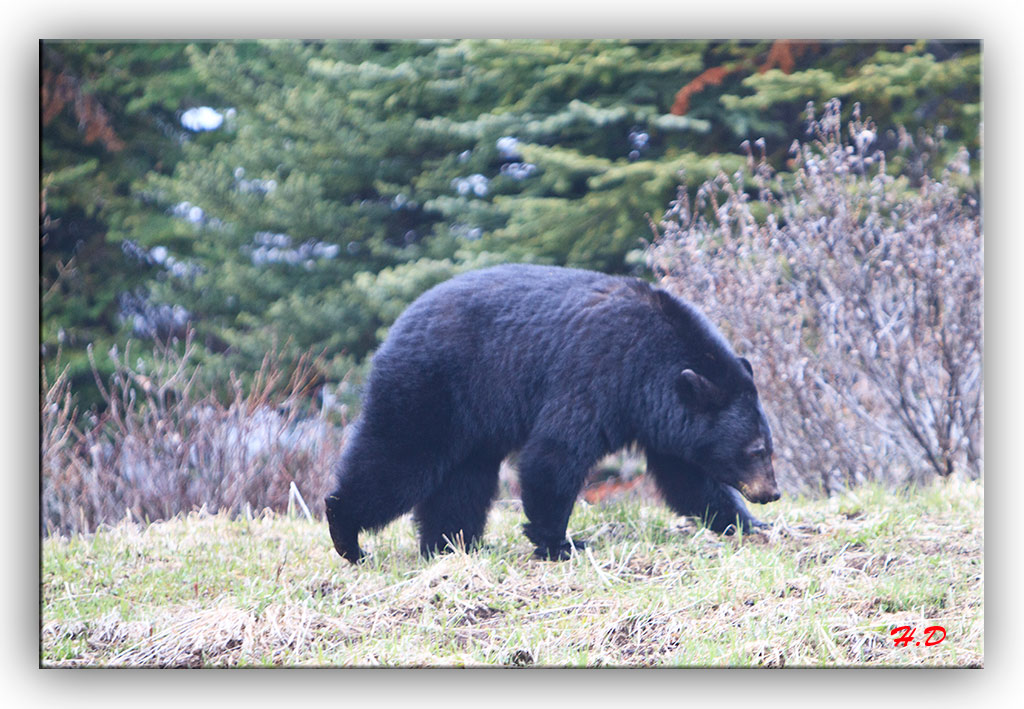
[378, 263, 741, 375]
[395, 264, 651, 335]
[362, 266, 664, 443]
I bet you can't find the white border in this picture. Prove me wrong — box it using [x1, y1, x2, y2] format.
[15, 3, 1017, 706]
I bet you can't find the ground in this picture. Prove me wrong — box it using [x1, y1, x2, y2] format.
[40, 478, 983, 667]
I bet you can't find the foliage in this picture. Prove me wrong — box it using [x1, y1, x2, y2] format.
[671, 41, 980, 170]
[41, 41, 216, 408]
[648, 100, 982, 493]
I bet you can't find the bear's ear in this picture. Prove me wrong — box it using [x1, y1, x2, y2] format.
[738, 357, 753, 376]
[676, 369, 725, 410]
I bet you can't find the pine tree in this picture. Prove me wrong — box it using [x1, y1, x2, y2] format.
[41, 41, 213, 406]
[140, 41, 477, 390]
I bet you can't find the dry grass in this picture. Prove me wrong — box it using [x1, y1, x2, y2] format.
[41, 478, 982, 668]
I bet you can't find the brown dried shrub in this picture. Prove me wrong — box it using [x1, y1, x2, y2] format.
[648, 99, 981, 495]
[41, 333, 346, 535]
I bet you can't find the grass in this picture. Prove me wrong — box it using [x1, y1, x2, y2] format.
[40, 478, 983, 668]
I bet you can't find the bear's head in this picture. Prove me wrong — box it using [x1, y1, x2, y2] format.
[675, 357, 780, 504]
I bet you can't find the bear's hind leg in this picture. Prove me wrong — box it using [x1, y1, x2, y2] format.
[414, 450, 501, 557]
[646, 452, 766, 534]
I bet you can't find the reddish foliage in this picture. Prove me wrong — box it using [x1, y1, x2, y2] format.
[758, 40, 817, 75]
[41, 69, 125, 151]
[671, 41, 818, 116]
[670, 64, 739, 116]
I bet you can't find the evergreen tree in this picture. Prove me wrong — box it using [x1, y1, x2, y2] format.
[141, 41, 479, 390]
[417, 40, 741, 273]
[41, 41, 214, 405]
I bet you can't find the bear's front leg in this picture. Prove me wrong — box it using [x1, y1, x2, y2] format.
[325, 495, 365, 563]
[517, 435, 592, 560]
[646, 451, 769, 534]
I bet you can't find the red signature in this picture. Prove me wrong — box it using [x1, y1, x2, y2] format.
[890, 625, 946, 647]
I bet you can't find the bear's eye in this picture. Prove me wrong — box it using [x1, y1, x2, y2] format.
[747, 444, 768, 459]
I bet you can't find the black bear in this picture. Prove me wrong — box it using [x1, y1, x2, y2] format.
[325, 264, 779, 562]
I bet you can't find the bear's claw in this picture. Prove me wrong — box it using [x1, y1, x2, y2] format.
[532, 538, 587, 561]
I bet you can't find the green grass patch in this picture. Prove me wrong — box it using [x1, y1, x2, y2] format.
[41, 480, 983, 667]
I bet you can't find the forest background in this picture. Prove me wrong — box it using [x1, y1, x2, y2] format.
[40, 40, 982, 534]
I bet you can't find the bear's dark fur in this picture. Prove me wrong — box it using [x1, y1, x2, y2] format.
[325, 264, 779, 562]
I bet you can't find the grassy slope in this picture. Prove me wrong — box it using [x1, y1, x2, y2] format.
[41, 479, 983, 668]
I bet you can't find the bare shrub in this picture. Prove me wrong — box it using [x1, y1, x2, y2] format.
[41, 333, 347, 535]
[648, 99, 982, 495]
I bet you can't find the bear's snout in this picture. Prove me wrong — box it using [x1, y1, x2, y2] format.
[736, 466, 781, 504]
[743, 483, 781, 504]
